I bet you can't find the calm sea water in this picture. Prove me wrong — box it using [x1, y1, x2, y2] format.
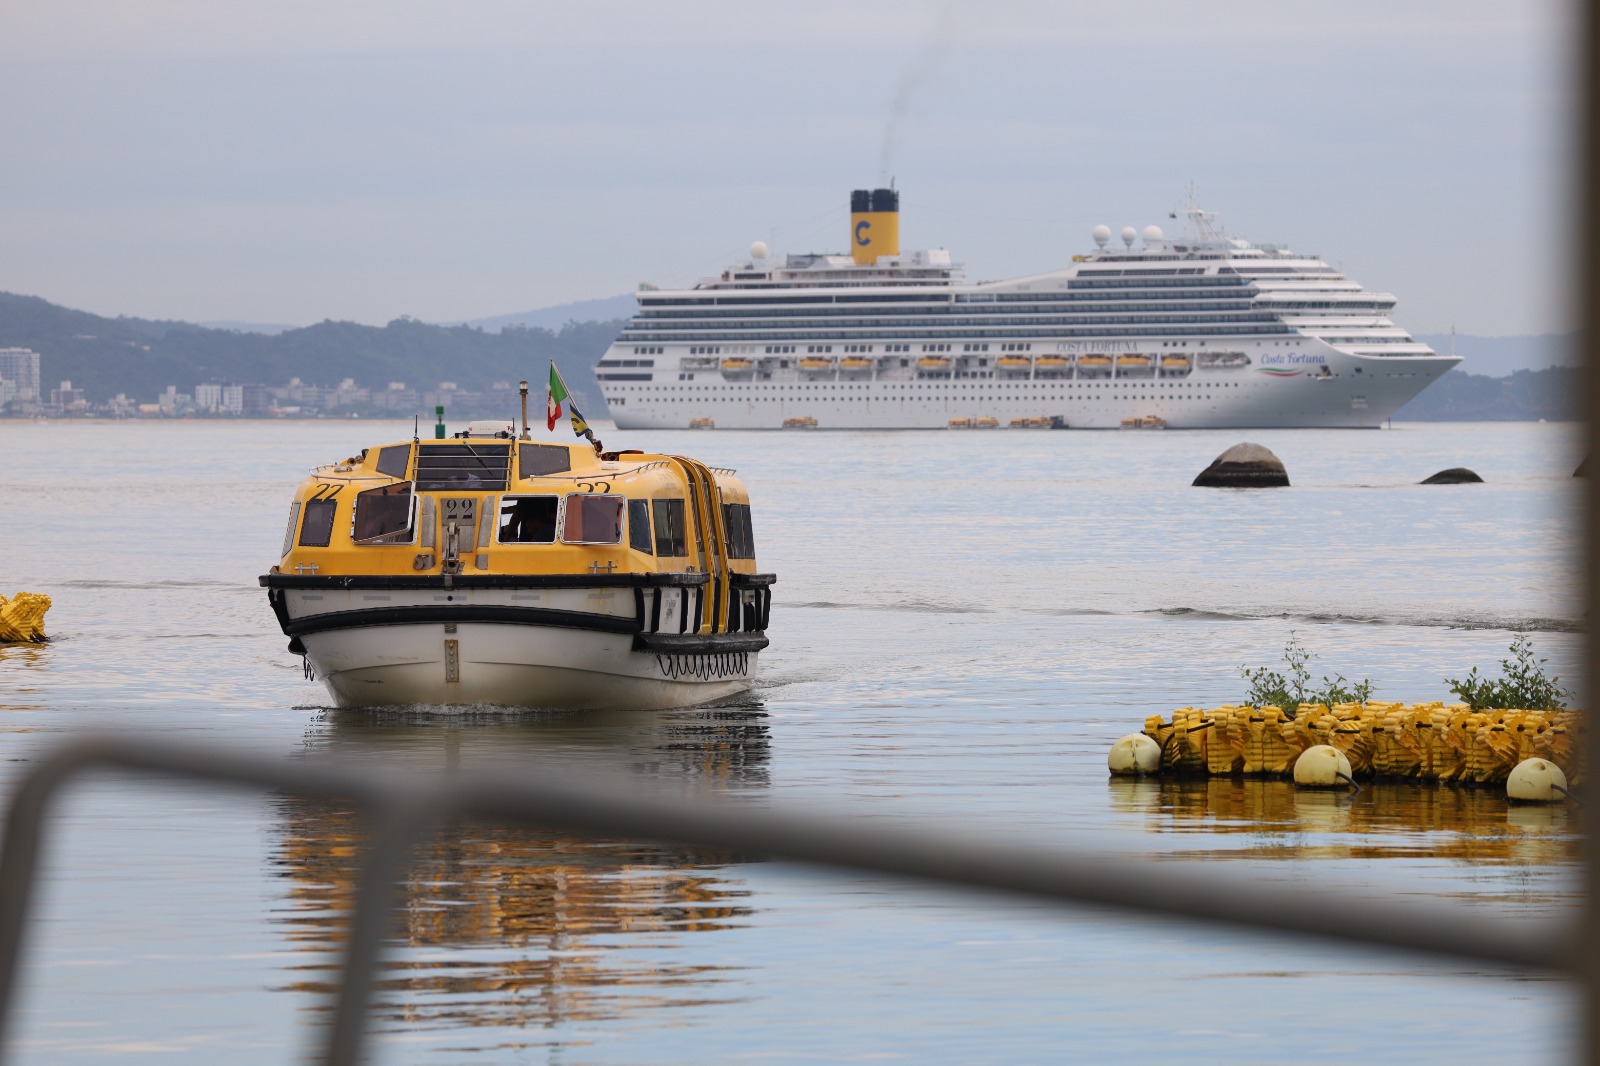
[0, 418, 1585, 1063]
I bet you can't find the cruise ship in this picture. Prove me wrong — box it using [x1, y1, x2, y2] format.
[596, 189, 1459, 430]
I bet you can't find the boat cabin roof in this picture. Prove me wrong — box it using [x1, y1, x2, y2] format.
[306, 435, 747, 502]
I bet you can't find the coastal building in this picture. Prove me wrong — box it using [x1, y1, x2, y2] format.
[0, 348, 41, 409]
[49, 381, 86, 411]
[240, 383, 268, 417]
[331, 378, 370, 408]
[156, 386, 192, 414]
[374, 382, 419, 411]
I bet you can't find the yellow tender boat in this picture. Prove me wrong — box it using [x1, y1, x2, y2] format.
[261, 427, 774, 710]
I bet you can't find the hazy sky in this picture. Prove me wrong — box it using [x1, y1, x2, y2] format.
[1, 1, 1574, 335]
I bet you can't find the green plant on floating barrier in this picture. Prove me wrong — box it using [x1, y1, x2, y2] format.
[1239, 632, 1374, 719]
[1445, 632, 1570, 711]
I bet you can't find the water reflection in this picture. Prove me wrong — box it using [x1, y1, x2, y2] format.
[0, 642, 49, 717]
[1106, 777, 1581, 867]
[270, 705, 771, 1035]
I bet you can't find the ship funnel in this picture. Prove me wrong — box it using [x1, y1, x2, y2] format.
[850, 187, 900, 265]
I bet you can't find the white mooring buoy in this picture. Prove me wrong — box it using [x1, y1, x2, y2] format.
[1506, 757, 1570, 802]
[1293, 744, 1355, 789]
[1108, 733, 1161, 776]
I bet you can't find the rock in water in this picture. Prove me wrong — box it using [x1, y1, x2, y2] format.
[1192, 442, 1289, 488]
[1420, 467, 1483, 484]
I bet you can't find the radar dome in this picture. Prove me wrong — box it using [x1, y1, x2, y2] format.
[1142, 224, 1164, 242]
[1119, 226, 1137, 249]
[1092, 224, 1111, 248]
[750, 240, 769, 260]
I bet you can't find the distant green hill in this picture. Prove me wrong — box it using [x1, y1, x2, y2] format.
[2, 289, 1580, 423]
[1394, 366, 1580, 421]
[0, 291, 621, 412]
[1413, 332, 1576, 377]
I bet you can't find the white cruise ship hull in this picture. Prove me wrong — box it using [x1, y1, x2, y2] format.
[609, 346, 1458, 431]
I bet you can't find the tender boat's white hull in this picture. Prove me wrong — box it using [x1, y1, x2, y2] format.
[265, 577, 773, 712]
[305, 622, 757, 710]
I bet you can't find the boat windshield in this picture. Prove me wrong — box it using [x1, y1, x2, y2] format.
[415, 443, 511, 491]
[352, 483, 414, 544]
[518, 444, 572, 478]
[374, 444, 411, 479]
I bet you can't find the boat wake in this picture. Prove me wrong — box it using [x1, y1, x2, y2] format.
[57, 578, 234, 590]
[786, 599, 999, 615]
[1141, 606, 1583, 633]
[782, 599, 1581, 633]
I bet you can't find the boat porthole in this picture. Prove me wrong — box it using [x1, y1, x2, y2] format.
[447, 595, 453, 601]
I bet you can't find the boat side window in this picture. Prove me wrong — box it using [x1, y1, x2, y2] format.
[628, 499, 653, 554]
[352, 482, 415, 543]
[562, 494, 625, 545]
[652, 499, 687, 557]
[280, 502, 302, 558]
[498, 496, 559, 544]
[298, 499, 337, 548]
[374, 444, 411, 479]
[722, 502, 756, 559]
[519, 443, 572, 478]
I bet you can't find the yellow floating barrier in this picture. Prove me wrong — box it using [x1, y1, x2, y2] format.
[1130, 701, 1584, 789]
[0, 592, 51, 644]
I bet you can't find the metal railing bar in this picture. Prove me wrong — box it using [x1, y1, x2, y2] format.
[0, 734, 1578, 1065]
[321, 800, 435, 1066]
[1580, 4, 1598, 1064]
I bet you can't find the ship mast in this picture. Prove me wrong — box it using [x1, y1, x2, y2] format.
[1177, 181, 1226, 246]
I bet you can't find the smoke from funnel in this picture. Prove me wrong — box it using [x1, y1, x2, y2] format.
[879, 4, 955, 185]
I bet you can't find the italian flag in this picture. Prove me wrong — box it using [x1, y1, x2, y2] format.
[547, 362, 569, 431]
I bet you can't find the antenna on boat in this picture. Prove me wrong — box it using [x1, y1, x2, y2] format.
[413, 415, 419, 444]
[518, 380, 531, 440]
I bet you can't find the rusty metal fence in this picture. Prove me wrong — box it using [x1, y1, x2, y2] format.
[0, 10, 1596, 1066]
